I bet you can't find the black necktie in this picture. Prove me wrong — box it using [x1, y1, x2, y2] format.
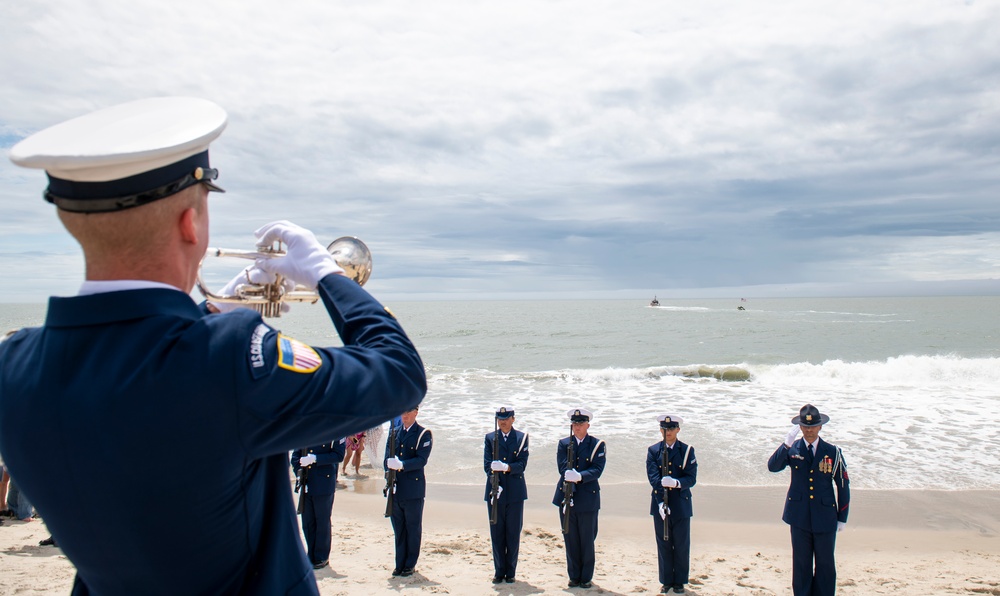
[807, 443, 815, 463]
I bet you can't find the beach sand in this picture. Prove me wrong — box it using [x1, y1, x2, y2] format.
[2, 476, 998, 595]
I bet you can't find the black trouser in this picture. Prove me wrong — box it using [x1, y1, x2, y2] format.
[652, 514, 691, 586]
[561, 509, 599, 583]
[301, 491, 335, 565]
[790, 525, 837, 596]
[488, 500, 524, 579]
[391, 498, 425, 570]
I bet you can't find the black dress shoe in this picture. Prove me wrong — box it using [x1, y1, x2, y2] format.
[312, 560, 328, 570]
[659, 586, 670, 595]
[672, 585, 685, 594]
[491, 576, 503, 584]
[400, 568, 415, 577]
[391, 568, 402, 576]
[568, 580, 581, 588]
[504, 577, 515, 583]
[580, 581, 593, 589]
[39, 536, 56, 547]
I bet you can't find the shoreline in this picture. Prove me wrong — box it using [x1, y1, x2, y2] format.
[2, 476, 997, 595]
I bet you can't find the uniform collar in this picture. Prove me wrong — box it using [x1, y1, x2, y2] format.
[78, 279, 183, 295]
[46, 288, 204, 328]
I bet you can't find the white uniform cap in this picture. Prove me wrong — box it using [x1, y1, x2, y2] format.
[567, 407, 594, 422]
[10, 97, 227, 212]
[658, 414, 684, 427]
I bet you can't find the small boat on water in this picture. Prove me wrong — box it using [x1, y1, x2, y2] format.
[649, 296, 660, 307]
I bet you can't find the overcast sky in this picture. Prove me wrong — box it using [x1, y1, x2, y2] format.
[2, 0, 998, 302]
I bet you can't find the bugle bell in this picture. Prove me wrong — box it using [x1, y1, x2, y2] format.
[196, 236, 372, 318]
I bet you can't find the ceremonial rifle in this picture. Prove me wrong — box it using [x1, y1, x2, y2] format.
[660, 434, 670, 541]
[295, 448, 309, 515]
[560, 424, 575, 534]
[489, 418, 500, 525]
[384, 424, 397, 518]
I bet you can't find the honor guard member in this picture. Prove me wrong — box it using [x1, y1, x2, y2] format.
[0, 98, 426, 596]
[292, 439, 348, 570]
[384, 406, 433, 577]
[767, 404, 850, 596]
[645, 414, 698, 595]
[484, 406, 530, 584]
[552, 407, 606, 590]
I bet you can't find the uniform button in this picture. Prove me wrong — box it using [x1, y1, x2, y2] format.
[809, 487, 814, 490]
[810, 496, 814, 499]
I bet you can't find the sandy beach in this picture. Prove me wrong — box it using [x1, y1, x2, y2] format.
[2, 475, 998, 595]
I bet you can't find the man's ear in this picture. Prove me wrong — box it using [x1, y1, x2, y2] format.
[179, 207, 199, 244]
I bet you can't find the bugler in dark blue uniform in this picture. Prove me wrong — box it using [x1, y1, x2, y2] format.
[483, 406, 529, 584]
[384, 407, 433, 576]
[768, 404, 850, 596]
[291, 439, 348, 569]
[645, 414, 698, 595]
[551, 407, 606, 589]
[0, 99, 427, 596]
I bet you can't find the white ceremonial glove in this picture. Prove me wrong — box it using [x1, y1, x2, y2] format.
[491, 461, 510, 472]
[387, 456, 404, 471]
[564, 469, 582, 483]
[658, 502, 669, 520]
[784, 426, 801, 448]
[299, 453, 317, 467]
[210, 265, 293, 314]
[254, 221, 345, 290]
[837, 521, 846, 533]
[661, 476, 680, 489]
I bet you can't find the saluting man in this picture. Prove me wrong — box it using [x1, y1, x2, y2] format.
[0, 98, 426, 595]
[767, 404, 850, 596]
[484, 406, 530, 584]
[552, 407, 606, 590]
[291, 438, 347, 570]
[384, 406, 433, 578]
[645, 414, 698, 595]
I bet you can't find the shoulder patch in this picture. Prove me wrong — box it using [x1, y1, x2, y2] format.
[249, 323, 271, 369]
[276, 334, 322, 373]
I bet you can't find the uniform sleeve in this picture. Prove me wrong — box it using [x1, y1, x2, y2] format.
[646, 445, 662, 491]
[402, 430, 432, 471]
[223, 274, 426, 460]
[507, 433, 528, 476]
[384, 431, 393, 471]
[677, 446, 697, 490]
[484, 433, 494, 476]
[835, 449, 850, 523]
[556, 438, 570, 475]
[579, 440, 605, 483]
[767, 443, 790, 472]
[290, 449, 302, 473]
[315, 440, 346, 466]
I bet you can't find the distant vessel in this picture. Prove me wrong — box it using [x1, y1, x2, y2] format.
[650, 296, 660, 307]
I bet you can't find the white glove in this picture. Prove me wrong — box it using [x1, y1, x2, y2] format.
[661, 476, 680, 489]
[254, 221, 345, 289]
[784, 426, 800, 448]
[837, 521, 846, 533]
[564, 469, 582, 483]
[387, 456, 404, 471]
[210, 265, 293, 313]
[491, 461, 510, 472]
[658, 502, 669, 520]
[299, 453, 317, 467]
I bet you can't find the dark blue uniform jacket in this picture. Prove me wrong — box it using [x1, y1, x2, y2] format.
[645, 440, 698, 518]
[0, 273, 426, 596]
[292, 440, 348, 495]
[767, 437, 850, 532]
[384, 422, 433, 501]
[483, 429, 529, 503]
[551, 435, 606, 513]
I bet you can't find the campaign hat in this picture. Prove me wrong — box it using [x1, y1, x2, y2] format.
[9, 97, 227, 213]
[791, 404, 829, 427]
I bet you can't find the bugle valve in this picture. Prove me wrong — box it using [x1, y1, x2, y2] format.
[196, 236, 372, 318]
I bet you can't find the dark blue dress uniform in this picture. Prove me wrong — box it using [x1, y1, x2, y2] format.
[483, 425, 529, 581]
[645, 439, 698, 589]
[384, 421, 433, 572]
[291, 439, 347, 568]
[768, 435, 850, 596]
[0, 274, 426, 596]
[551, 433, 606, 586]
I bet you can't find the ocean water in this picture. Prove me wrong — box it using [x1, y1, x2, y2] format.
[4, 296, 999, 491]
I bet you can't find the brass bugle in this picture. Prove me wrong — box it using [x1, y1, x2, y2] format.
[196, 236, 372, 318]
